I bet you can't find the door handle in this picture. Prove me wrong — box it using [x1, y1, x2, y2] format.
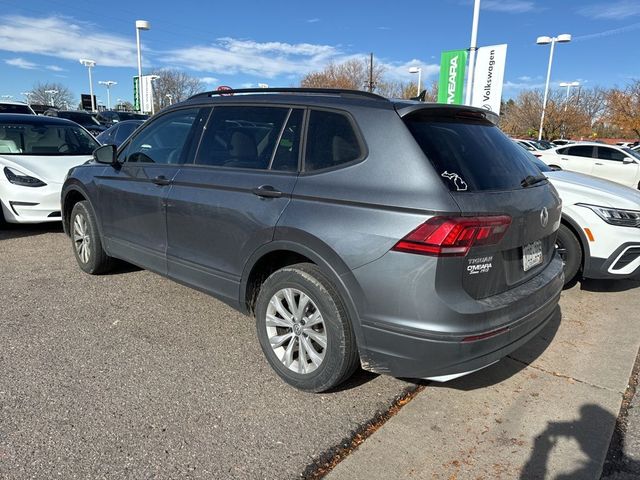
[560, 157, 569, 160]
[595, 162, 603, 166]
[152, 175, 171, 186]
[252, 185, 283, 198]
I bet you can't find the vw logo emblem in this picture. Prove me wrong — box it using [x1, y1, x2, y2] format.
[540, 207, 549, 228]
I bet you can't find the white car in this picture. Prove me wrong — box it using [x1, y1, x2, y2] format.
[529, 155, 640, 283]
[0, 115, 99, 224]
[538, 142, 640, 190]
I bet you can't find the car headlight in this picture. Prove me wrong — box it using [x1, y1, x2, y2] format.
[578, 203, 640, 227]
[3, 167, 47, 187]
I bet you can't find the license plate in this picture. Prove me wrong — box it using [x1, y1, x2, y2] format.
[523, 240, 543, 272]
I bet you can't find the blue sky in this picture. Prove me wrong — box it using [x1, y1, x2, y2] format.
[0, 0, 639, 106]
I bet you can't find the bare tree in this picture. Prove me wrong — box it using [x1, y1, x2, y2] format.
[300, 58, 385, 91]
[150, 69, 205, 112]
[30, 82, 75, 109]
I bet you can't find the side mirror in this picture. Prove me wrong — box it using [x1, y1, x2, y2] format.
[623, 157, 635, 164]
[93, 144, 118, 165]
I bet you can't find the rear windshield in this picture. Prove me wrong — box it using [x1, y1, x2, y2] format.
[60, 111, 101, 126]
[404, 110, 543, 191]
[0, 103, 33, 115]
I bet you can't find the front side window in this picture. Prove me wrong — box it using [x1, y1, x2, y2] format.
[194, 106, 290, 170]
[304, 110, 363, 172]
[115, 122, 140, 144]
[597, 147, 626, 162]
[124, 108, 202, 164]
[565, 146, 595, 158]
[0, 123, 99, 155]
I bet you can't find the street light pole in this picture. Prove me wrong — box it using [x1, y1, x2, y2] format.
[44, 89, 58, 107]
[559, 81, 580, 111]
[79, 59, 97, 112]
[98, 81, 117, 109]
[409, 67, 422, 96]
[166, 94, 173, 106]
[465, 0, 481, 105]
[135, 20, 150, 114]
[536, 34, 571, 140]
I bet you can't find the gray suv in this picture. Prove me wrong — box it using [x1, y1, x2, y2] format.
[61, 88, 564, 392]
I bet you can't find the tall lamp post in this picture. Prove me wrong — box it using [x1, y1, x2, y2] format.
[409, 67, 422, 97]
[98, 80, 117, 109]
[465, 0, 481, 105]
[79, 58, 97, 112]
[135, 20, 150, 113]
[559, 81, 580, 111]
[21, 91, 32, 105]
[44, 89, 58, 107]
[536, 33, 571, 140]
[165, 94, 173, 106]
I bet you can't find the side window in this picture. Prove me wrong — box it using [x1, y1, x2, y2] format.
[125, 108, 201, 164]
[115, 123, 137, 144]
[195, 106, 289, 170]
[556, 147, 568, 155]
[565, 146, 595, 158]
[304, 110, 363, 172]
[596, 147, 626, 162]
[270, 109, 303, 171]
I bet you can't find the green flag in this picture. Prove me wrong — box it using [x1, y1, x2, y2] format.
[437, 49, 467, 105]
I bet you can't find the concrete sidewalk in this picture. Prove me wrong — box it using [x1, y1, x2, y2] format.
[327, 278, 640, 479]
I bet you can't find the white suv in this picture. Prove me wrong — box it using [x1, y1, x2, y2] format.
[539, 142, 640, 190]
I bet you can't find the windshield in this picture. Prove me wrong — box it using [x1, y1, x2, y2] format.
[526, 152, 552, 172]
[403, 110, 542, 191]
[60, 112, 101, 126]
[117, 112, 148, 121]
[623, 147, 640, 161]
[0, 103, 33, 115]
[0, 123, 99, 155]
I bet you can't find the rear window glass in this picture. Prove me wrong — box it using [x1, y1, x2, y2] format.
[0, 103, 33, 114]
[403, 110, 541, 191]
[565, 146, 594, 158]
[304, 110, 363, 171]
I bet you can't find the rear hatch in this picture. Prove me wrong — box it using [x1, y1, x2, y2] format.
[401, 106, 561, 299]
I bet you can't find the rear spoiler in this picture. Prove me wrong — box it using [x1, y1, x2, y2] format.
[395, 103, 500, 126]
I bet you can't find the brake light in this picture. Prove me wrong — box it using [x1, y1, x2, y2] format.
[392, 215, 511, 257]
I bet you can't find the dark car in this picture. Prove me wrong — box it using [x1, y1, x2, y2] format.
[96, 120, 144, 147]
[61, 88, 563, 392]
[0, 101, 35, 115]
[95, 110, 149, 127]
[44, 110, 106, 136]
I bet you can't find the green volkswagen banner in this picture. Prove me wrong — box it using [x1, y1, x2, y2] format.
[437, 49, 467, 105]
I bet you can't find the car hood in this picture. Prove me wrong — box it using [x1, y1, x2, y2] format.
[546, 170, 640, 209]
[0, 154, 93, 184]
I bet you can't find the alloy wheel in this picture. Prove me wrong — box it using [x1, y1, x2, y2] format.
[73, 213, 91, 264]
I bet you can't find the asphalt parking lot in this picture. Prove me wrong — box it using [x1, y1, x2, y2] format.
[1, 223, 639, 479]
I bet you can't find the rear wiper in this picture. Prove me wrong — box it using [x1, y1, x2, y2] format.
[521, 174, 548, 187]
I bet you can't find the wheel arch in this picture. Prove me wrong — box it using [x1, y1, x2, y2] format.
[560, 214, 590, 273]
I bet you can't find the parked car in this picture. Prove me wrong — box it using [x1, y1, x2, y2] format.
[61, 88, 563, 392]
[0, 114, 99, 224]
[44, 109, 106, 136]
[95, 110, 149, 127]
[538, 142, 640, 189]
[513, 138, 551, 157]
[0, 101, 35, 115]
[95, 120, 144, 147]
[551, 139, 574, 146]
[528, 155, 640, 283]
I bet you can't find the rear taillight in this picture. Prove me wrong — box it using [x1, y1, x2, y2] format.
[392, 215, 511, 257]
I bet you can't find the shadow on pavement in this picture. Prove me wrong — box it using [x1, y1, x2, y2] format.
[0, 222, 64, 240]
[521, 404, 640, 480]
[413, 305, 562, 392]
[327, 369, 380, 393]
[579, 278, 640, 293]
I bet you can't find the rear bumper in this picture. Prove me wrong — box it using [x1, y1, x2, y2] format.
[351, 252, 564, 380]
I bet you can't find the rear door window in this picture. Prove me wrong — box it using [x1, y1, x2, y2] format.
[565, 146, 595, 158]
[596, 147, 626, 162]
[304, 110, 363, 172]
[403, 110, 541, 191]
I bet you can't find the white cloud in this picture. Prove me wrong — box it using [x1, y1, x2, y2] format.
[200, 76, 219, 84]
[579, 0, 640, 19]
[383, 60, 440, 83]
[46, 65, 65, 72]
[5, 57, 38, 69]
[0, 15, 140, 67]
[306, 18, 320, 23]
[481, 0, 536, 13]
[518, 75, 532, 81]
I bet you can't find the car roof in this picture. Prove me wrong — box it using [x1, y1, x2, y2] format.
[176, 87, 500, 123]
[0, 100, 30, 106]
[0, 113, 80, 126]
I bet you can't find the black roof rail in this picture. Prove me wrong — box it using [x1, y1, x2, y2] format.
[187, 87, 389, 102]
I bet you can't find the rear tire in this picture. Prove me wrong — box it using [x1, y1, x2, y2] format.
[255, 263, 359, 392]
[556, 223, 582, 285]
[70, 201, 114, 274]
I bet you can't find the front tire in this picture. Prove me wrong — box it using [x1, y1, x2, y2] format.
[556, 223, 582, 285]
[70, 201, 114, 274]
[255, 263, 359, 392]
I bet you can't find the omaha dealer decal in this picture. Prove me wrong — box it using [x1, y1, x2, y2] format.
[470, 44, 508, 115]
